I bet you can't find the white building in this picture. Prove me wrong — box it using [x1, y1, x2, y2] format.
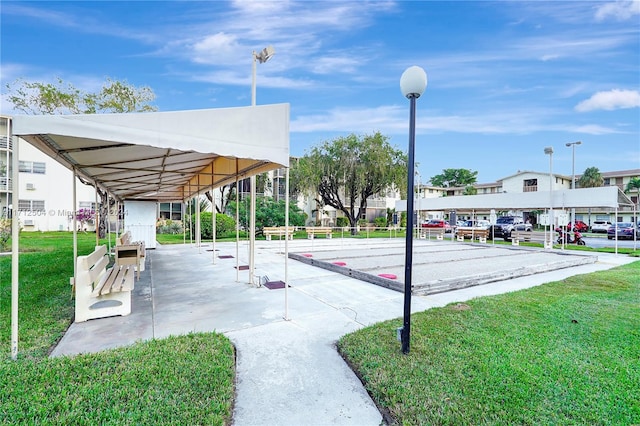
[1, 116, 97, 231]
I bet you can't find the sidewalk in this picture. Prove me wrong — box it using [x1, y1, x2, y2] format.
[50, 239, 637, 425]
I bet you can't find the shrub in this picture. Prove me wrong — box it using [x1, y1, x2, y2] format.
[374, 216, 387, 228]
[190, 213, 238, 239]
[336, 217, 349, 227]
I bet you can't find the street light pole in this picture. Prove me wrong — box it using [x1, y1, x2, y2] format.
[400, 66, 427, 355]
[544, 146, 554, 249]
[566, 141, 582, 228]
[249, 45, 274, 285]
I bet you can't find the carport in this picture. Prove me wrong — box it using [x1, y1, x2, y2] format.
[396, 186, 637, 249]
[8, 104, 291, 359]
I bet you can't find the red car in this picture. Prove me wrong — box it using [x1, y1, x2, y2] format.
[421, 219, 452, 232]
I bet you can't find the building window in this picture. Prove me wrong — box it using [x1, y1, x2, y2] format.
[19, 161, 46, 174]
[18, 199, 45, 212]
[603, 178, 610, 186]
[159, 202, 183, 221]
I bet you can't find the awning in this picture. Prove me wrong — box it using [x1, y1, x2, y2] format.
[396, 186, 635, 212]
[11, 104, 290, 201]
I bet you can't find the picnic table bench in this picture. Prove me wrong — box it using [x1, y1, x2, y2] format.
[510, 230, 549, 246]
[456, 228, 489, 243]
[263, 226, 295, 240]
[305, 227, 333, 239]
[75, 245, 135, 322]
[115, 231, 145, 279]
[419, 227, 446, 240]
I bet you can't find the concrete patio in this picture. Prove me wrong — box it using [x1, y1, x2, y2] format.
[50, 238, 636, 425]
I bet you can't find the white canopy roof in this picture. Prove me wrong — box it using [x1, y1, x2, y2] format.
[396, 186, 635, 212]
[11, 104, 290, 201]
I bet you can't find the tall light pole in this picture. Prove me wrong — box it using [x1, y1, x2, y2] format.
[249, 45, 275, 285]
[544, 146, 554, 249]
[400, 66, 427, 354]
[566, 141, 582, 228]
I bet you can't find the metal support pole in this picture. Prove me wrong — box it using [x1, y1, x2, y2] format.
[402, 95, 417, 355]
[11, 133, 19, 360]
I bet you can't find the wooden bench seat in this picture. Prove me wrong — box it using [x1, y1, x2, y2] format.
[263, 226, 295, 241]
[511, 230, 549, 246]
[305, 227, 333, 239]
[419, 227, 446, 240]
[456, 228, 489, 243]
[75, 245, 135, 322]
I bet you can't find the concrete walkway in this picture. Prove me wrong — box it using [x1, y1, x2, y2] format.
[51, 239, 637, 425]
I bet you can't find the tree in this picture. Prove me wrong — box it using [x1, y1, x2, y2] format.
[292, 132, 407, 233]
[625, 177, 640, 219]
[577, 167, 604, 189]
[228, 198, 306, 234]
[578, 167, 604, 226]
[5, 77, 157, 238]
[430, 168, 478, 188]
[5, 77, 156, 115]
[462, 185, 478, 195]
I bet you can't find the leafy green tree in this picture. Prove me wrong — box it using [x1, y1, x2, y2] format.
[5, 77, 156, 115]
[227, 198, 306, 235]
[429, 168, 478, 188]
[462, 185, 478, 195]
[292, 132, 406, 233]
[5, 77, 157, 238]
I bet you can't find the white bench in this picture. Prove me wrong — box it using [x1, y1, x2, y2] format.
[419, 227, 446, 240]
[115, 231, 145, 279]
[511, 230, 549, 246]
[263, 226, 295, 241]
[75, 245, 135, 322]
[456, 228, 489, 243]
[306, 227, 333, 239]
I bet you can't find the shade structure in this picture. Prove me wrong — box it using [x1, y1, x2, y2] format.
[396, 186, 635, 212]
[11, 103, 290, 200]
[9, 103, 290, 360]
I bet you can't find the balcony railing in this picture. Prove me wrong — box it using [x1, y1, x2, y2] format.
[523, 185, 538, 192]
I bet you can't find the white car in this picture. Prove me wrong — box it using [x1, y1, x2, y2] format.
[591, 221, 612, 233]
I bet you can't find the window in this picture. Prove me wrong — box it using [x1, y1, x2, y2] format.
[604, 178, 611, 186]
[79, 201, 96, 210]
[19, 161, 46, 174]
[159, 202, 183, 221]
[18, 199, 45, 212]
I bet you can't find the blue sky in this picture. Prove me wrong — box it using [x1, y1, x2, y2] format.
[1, 1, 639, 184]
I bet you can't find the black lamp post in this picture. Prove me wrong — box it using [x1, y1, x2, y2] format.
[400, 66, 427, 354]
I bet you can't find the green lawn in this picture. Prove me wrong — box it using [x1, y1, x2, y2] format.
[2, 231, 639, 424]
[338, 261, 640, 425]
[1, 232, 235, 425]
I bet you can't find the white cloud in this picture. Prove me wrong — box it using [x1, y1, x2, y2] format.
[575, 89, 640, 112]
[595, 0, 640, 21]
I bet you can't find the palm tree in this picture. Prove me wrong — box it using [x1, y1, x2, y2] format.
[578, 167, 604, 226]
[625, 177, 640, 223]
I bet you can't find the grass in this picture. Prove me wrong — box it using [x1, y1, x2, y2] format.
[338, 261, 640, 425]
[2, 231, 638, 424]
[1, 232, 235, 425]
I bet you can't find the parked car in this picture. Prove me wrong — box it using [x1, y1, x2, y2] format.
[490, 216, 532, 241]
[459, 219, 491, 230]
[591, 220, 612, 233]
[607, 222, 639, 240]
[421, 219, 452, 232]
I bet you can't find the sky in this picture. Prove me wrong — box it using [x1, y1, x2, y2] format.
[1, 0, 639, 185]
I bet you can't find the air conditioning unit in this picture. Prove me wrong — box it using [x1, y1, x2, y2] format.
[24, 219, 34, 226]
[26, 183, 35, 190]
